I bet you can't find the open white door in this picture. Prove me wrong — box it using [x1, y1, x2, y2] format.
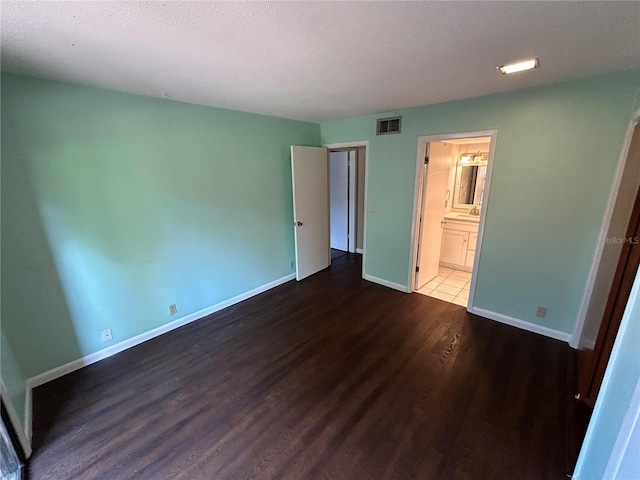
[415, 142, 450, 288]
[291, 145, 330, 280]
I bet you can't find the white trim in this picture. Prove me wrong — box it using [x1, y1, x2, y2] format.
[24, 387, 31, 448]
[348, 149, 357, 253]
[324, 140, 370, 281]
[466, 132, 498, 309]
[26, 273, 295, 389]
[356, 248, 364, 254]
[408, 130, 498, 304]
[363, 273, 410, 293]
[468, 306, 571, 342]
[570, 118, 639, 348]
[603, 375, 640, 479]
[23, 273, 295, 444]
[0, 377, 32, 457]
[324, 141, 369, 150]
[439, 261, 472, 273]
[408, 139, 427, 290]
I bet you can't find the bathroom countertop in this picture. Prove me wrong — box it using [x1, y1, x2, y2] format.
[444, 212, 481, 223]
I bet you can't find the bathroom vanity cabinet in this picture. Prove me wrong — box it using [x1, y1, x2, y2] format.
[439, 217, 479, 271]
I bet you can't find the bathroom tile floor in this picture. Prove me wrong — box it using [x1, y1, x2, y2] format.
[416, 267, 472, 306]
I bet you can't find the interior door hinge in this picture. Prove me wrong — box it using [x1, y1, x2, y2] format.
[416, 266, 420, 272]
[424, 156, 429, 165]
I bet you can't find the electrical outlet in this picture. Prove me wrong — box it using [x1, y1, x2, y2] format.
[101, 328, 113, 342]
[536, 306, 547, 318]
[169, 304, 177, 315]
[290, 260, 295, 269]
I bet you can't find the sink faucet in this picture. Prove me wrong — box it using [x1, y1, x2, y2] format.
[470, 205, 480, 216]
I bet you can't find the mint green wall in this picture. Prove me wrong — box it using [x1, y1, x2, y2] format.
[321, 71, 640, 334]
[573, 267, 640, 479]
[1, 73, 320, 379]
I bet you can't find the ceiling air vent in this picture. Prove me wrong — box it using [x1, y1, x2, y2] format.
[376, 116, 402, 135]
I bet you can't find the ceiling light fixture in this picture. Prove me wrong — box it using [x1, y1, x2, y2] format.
[497, 58, 539, 75]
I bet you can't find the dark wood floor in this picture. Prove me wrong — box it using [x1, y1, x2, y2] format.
[29, 254, 575, 479]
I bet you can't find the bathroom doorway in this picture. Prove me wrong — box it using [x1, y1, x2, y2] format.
[410, 131, 497, 308]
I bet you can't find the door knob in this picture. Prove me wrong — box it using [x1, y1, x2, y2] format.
[296, 221, 303, 226]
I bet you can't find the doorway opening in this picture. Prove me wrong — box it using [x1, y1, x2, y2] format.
[326, 142, 368, 265]
[290, 142, 368, 282]
[329, 149, 357, 254]
[410, 131, 497, 308]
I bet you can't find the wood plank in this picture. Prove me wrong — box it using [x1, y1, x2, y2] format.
[28, 253, 573, 479]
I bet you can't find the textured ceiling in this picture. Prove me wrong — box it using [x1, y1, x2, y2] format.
[2, 1, 639, 122]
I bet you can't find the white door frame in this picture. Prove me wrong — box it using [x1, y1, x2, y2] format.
[328, 149, 358, 253]
[414, 142, 430, 287]
[324, 140, 369, 279]
[348, 149, 357, 253]
[571, 110, 640, 348]
[408, 130, 498, 309]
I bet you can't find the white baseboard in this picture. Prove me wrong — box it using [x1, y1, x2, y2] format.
[363, 274, 410, 293]
[27, 273, 295, 389]
[439, 261, 472, 273]
[356, 248, 364, 254]
[0, 377, 32, 458]
[468, 306, 572, 342]
[23, 273, 296, 441]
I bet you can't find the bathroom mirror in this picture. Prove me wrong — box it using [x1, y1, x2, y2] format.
[454, 155, 488, 208]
